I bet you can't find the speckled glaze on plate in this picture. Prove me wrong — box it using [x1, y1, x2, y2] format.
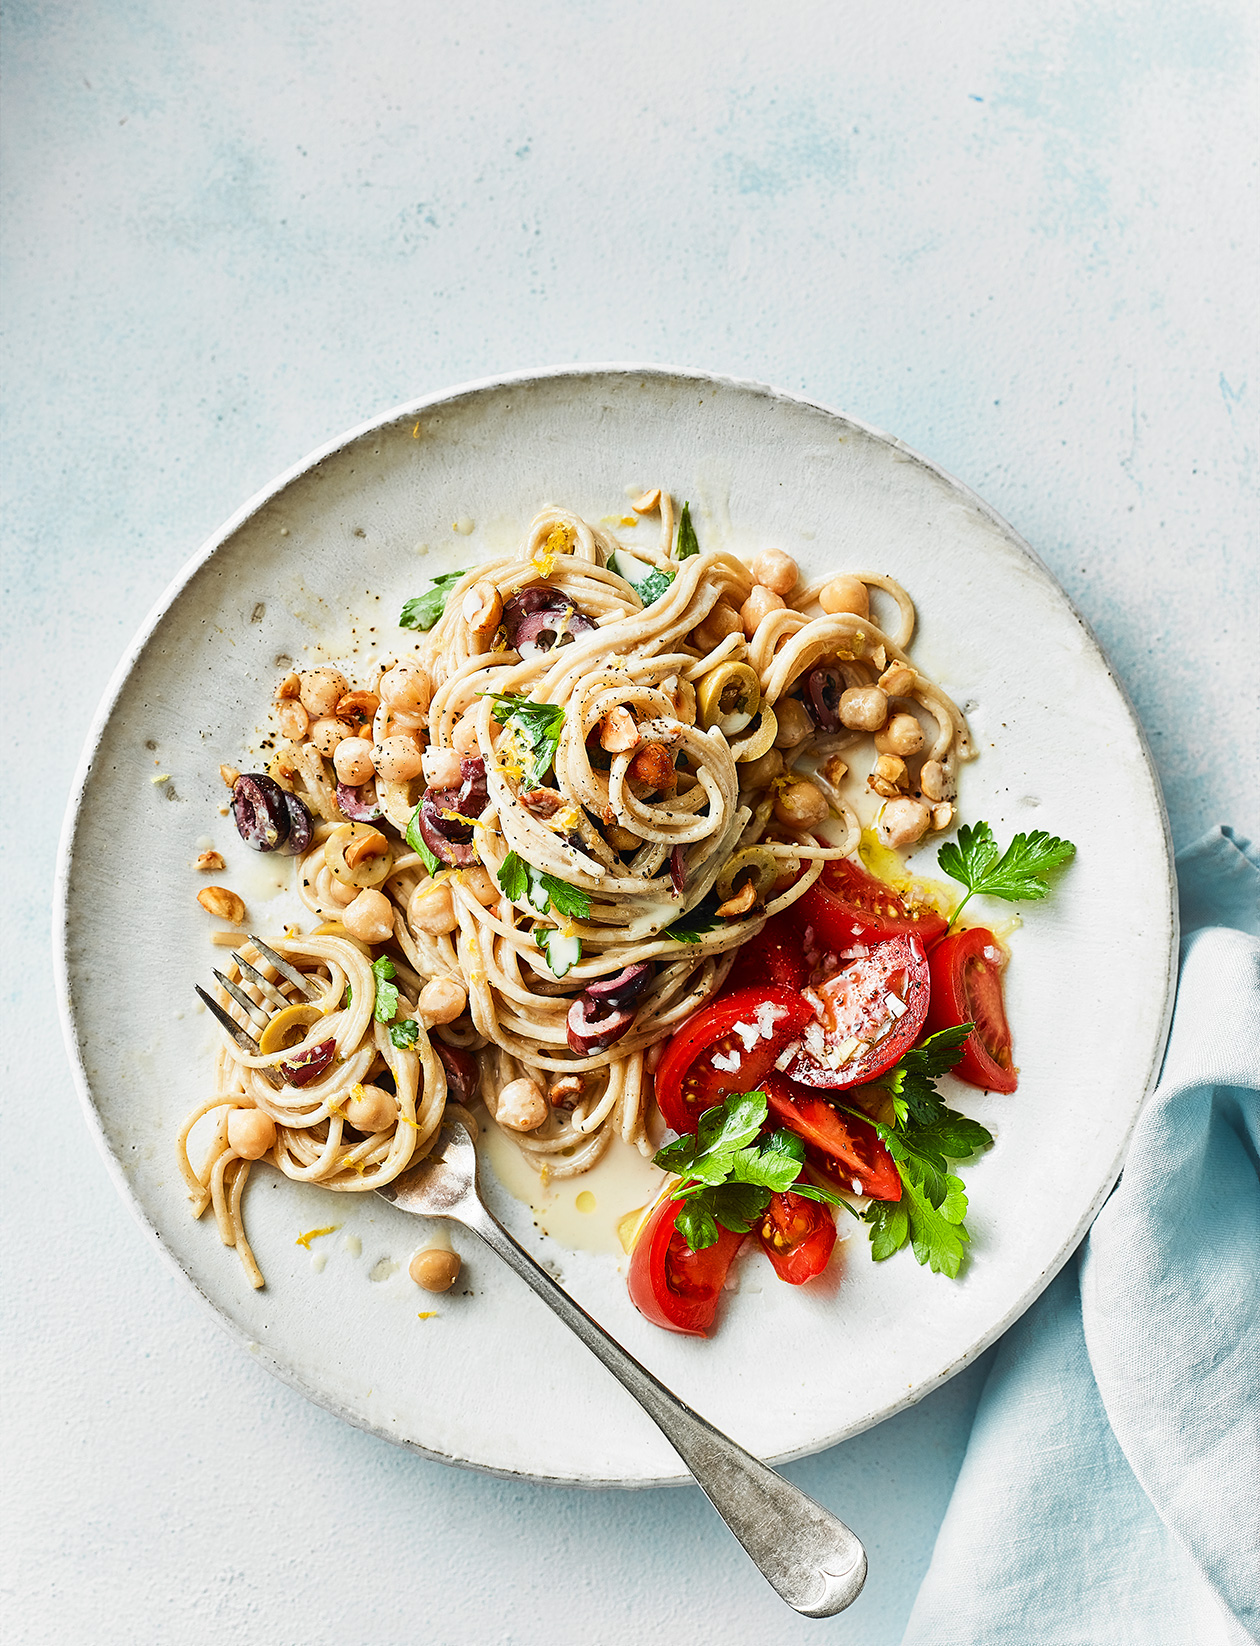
[54, 366, 1176, 1486]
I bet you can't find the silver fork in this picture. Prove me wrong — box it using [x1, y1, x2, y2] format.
[196, 935, 319, 1087]
[378, 1116, 868, 1618]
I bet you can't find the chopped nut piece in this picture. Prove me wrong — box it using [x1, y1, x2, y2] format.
[600, 706, 641, 754]
[520, 787, 564, 819]
[878, 663, 916, 697]
[627, 742, 677, 791]
[275, 672, 301, 700]
[548, 1075, 584, 1109]
[462, 580, 503, 638]
[196, 850, 226, 872]
[821, 753, 849, 787]
[931, 802, 955, 832]
[920, 759, 951, 802]
[219, 763, 240, 789]
[716, 880, 759, 918]
[631, 488, 661, 513]
[197, 885, 246, 923]
[868, 754, 908, 798]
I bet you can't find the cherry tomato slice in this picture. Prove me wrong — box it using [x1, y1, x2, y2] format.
[926, 926, 1017, 1093]
[782, 933, 930, 1090]
[722, 913, 809, 994]
[653, 986, 816, 1134]
[762, 1075, 902, 1201]
[756, 1190, 837, 1284]
[626, 1194, 745, 1335]
[798, 857, 948, 951]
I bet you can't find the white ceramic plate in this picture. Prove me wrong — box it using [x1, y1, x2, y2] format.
[55, 366, 1176, 1485]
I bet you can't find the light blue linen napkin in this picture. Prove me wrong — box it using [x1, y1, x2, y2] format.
[902, 827, 1260, 1646]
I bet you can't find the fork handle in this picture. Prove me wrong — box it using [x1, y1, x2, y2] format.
[458, 1200, 866, 1618]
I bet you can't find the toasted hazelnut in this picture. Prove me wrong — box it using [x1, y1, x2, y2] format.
[462, 580, 503, 638]
[931, 802, 955, 832]
[196, 850, 226, 872]
[821, 754, 850, 787]
[276, 699, 310, 741]
[275, 672, 301, 701]
[627, 742, 676, 791]
[521, 788, 564, 819]
[219, 763, 240, 789]
[661, 674, 697, 724]
[868, 754, 908, 797]
[716, 880, 759, 918]
[548, 1075, 584, 1109]
[600, 706, 641, 754]
[878, 663, 916, 697]
[631, 488, 661, 513]
[197, 885, 246, 923]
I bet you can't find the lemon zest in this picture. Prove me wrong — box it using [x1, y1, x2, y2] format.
[295, 1225, 339, 1248]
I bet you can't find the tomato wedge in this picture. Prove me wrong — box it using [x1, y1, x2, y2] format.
[653, 985, 815, 1133]
[798, 857, 948, 951]
[626, 1195, 745, 1335]
[762, 1075, 902, 1201]
[782, 932, 929, 1090]
[722, 912, 809, 994]
[926, 926, 1017, 1093]
[756, 1190, 837, 1283]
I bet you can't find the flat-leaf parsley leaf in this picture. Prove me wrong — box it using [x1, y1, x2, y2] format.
[938, 821, 1076, 927]
[399, 571, 465, 632]
[371, 956, 400, 1024]
[481, 692, 565, 785]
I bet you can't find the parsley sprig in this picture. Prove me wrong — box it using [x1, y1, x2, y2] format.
[399, 570, 465, 632]
[654, 1090, 846, 1252]
[404, 807, 443, 877]
[663, 889, 721, 944]
[369, 957, 422, 1048]
[845, 1028, 993, 1277]
[481, 692, 565, 786]
[497, 850, 591, 921]
[939, 822, 1075, 929]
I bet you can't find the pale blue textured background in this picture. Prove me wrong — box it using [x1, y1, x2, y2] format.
[2, 3, 1256, 1643]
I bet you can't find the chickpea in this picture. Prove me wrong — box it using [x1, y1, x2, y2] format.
[739, 585, 786, 638]
[333, 737, 376, 786]
[773, 779, 830, 829]
[227, 1107, 276, 1160]
[773, 697, 814, 748]
[422, 745, 463, 789]
[197, 885, 246, 923]
[878, 663, 916, 697]
[739, 748, 784, 790]
[317, 865, 358, 908]
[408, 879, 458, 935]
[462, 580, 503, 638]
[276, 699, 310, 741]
[342, 888, 394, 943]
[838, 685, 888, 732]
[346, 1082, 397, 1133]
[751, 548, 799, 597]
[309, 716, 353, 757]
[461, 866, 499, 907]
[379, 662, 432, 715]
[452, 717, 481, 757]
[409, 1247, 462, 1292]
[874, 712, 925, 758]
[878, 796, 931, 849]
[418, 976, 467, 1024]
[373, 735, 425, 783]
[818, 575, 869, 618]
[920, 760, 950, 802]
[497, 1077, 548, 1132]
[692, 600, 743, 653]
[600, 706, 641, 754]
[298, 668, 350, 718]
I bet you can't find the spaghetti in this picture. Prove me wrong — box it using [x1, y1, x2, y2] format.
[182, 495, 972, 1285]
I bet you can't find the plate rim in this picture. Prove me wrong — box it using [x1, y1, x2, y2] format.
[53, 361, 1179, 1486]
